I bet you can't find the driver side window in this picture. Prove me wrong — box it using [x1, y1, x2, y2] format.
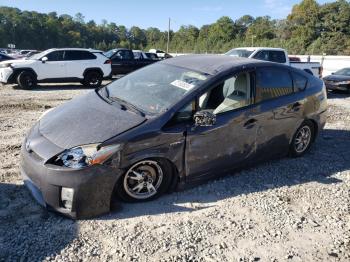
[199, 72, 252, 114]
[46, 51, 64, 61]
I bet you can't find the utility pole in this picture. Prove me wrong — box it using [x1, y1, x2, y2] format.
[167, 18, 170, 53]
[251, 35, 256, 47]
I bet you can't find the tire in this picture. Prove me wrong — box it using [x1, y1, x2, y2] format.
[83, 71, 102, 88]
[289, 120, 315, 157]
[17, 71, 37, 89]
[116, 159, 173, 202]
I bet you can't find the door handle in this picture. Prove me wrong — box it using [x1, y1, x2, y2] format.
[243, 118, 257, 129]
[291, 102, 302, 111]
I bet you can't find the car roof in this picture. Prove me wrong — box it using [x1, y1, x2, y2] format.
[233, 47, 285, 51]
[46, 48, 102, 53]
[161, 54, 268, 75]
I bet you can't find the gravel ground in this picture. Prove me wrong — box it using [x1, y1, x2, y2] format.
[0, 83, 349, 262]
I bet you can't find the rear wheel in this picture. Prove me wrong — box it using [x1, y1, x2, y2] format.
[17, 71, 37, 89]
[83, 71, 102, 88]
[116, 159, 173, 202]
[289, 121, 315, 157]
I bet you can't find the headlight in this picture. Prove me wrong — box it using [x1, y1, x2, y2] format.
[337, 80, 350, 85]
[0, 63, 12, 68]
[54, 144, 122, 169]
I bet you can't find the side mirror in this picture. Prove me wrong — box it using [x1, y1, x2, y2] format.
[194, 110, 216, 127]
[41, 57, 48, 63]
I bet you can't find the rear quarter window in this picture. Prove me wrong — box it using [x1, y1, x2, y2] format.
[256, 67, 293, 102]
[291, 72, 308, 91]
[64, 51, 96, 60]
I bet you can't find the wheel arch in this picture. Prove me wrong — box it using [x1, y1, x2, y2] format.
[83, 67, 103, 77]
[9, 68, 37, 83]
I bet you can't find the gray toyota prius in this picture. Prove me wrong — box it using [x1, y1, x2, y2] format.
[20, 55, 328, 219]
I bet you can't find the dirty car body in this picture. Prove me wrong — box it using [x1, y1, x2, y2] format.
[20, 55, 328, 219]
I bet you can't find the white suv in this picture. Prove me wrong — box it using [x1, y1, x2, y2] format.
[0, 48, 112, 89]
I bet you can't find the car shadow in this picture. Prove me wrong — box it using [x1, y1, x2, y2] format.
[0, 183, 77, 261]
[102, 128, 349, 220]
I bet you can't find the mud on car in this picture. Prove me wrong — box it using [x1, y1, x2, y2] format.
[20, 55, 327, 219]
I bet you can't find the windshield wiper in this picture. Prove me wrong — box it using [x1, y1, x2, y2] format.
[109, 96, 145, 117]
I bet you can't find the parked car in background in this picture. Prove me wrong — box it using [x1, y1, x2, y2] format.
[225, 47, 323, 78]
[20, 55, 327, 218]
[104, 48, 156, 75]
[145, 52, 160, 60]
[323, 68, 350, 93]
[23, 50, 42, 59]
[132, 50, 150, 60]
[149, 49, 172, 59]
[0, 48, 111, 89]
[0, 53, 14, 62]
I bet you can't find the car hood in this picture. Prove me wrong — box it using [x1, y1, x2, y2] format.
[323, 75, 350, 81]
[0, 59, 34, 66]
[39, 91, 146, 149]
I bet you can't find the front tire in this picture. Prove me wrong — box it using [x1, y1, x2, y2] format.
[83, 71, 102, 88]
[289, 121, 315, 157]
[17, 71, 37, 89]
[116, 159, 173, 202]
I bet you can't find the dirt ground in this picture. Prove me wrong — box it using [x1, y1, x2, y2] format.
[0, 83, 349, 262]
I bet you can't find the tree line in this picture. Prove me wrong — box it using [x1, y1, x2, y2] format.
[0, 0, 349, 55]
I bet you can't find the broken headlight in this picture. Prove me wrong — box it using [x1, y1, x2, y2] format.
[54, 144, 121, 169]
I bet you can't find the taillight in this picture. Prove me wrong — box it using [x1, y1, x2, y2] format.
[104, 60, 112, 64]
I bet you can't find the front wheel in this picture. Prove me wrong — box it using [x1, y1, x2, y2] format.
[289, 121, 315, 157]
[17, 71, 37, 89]
[83, 71, 102, 88]
[116, 159, 173, 202]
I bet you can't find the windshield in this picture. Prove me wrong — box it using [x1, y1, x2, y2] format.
[103, 50, 116, 58]
[225, 49, 254, 58]
[334, 68, 350, 76]
[29, 50, 52, 60]
[106, 63, 209, 115]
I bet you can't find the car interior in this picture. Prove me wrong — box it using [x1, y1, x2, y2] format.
[199, 72, 251, 114]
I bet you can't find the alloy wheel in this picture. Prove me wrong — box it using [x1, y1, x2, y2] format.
[123, 160, 163, 200]
[294, 126, 312, 153]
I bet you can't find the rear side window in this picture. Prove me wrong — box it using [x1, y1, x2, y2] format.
[292, 72, 308, 91]
[254, 51, 286, 63]
[256, 67, 293, 102]
[64, 51, 96, 60]
[269, 51, 286, 63]
[114, 50, 133, 60]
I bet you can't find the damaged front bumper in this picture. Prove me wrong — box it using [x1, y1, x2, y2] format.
[20, 142, 122, 219]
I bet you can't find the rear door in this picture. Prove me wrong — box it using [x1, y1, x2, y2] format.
[252, 66, 306, 161]
[63, 50, 97, 78]
[36, 50, 65, 79]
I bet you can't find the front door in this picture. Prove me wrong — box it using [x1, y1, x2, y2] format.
[37, 50, 66, 80]
[185, 71, 259, 181]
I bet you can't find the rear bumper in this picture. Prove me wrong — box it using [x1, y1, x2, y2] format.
[20, 142, 122, 219]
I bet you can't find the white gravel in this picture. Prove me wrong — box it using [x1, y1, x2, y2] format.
[0, 84, 349, 262]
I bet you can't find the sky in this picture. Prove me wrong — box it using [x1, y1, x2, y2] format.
[0, 0, 332, 31]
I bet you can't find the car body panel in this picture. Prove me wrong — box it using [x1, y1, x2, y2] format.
[39, 91, 146, 149]
[20, 55, 327, 219]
